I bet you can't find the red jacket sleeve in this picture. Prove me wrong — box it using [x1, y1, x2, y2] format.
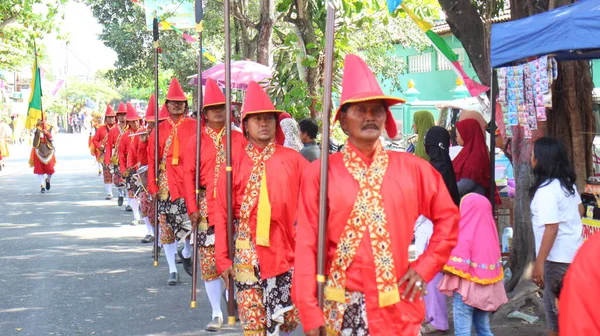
[293, 160, 325, 331]
[213, 159, 233, 273]
[92, 127, 102, 150]
[118, 133, 129, 174]
[183, 136, 198, 215]
[127, 136, 138, 170]
[147, 128, 158, 194]
[411, 162, 460, 282]
[104, 129, 114, 165]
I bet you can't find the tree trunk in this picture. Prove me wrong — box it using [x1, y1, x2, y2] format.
[256, 0, 274, 66]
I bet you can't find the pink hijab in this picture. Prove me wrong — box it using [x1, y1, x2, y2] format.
[444, 193, 503, 284]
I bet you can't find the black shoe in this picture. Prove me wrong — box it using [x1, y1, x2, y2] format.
[117, 196, 123, 206]
[178, 246, 193, 276]
[167, 272, 180, 286]
[141, 235, 154, 243]
[40, 187, 46, 194]
[45, 179, 51, 190]
[98, 171, 102, 176]
[125, 205, 132, 212]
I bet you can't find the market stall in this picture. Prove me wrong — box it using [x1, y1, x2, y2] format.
[490, 0, 600, 241]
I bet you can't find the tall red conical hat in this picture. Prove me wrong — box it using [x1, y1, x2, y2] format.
[241, 81, 285, 145]
[203, 78, 226, 109]
[145, 95, 156, 122]
[166, 77, 187, 101]
[126, 103, 141, 121]
[158, 103, 169, 121]
[116, 102, 127, 114]
[335, 54, 405, 138]
[104, 104, 116, 117]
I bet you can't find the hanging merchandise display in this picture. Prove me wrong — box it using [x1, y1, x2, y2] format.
[496, 56, 557, 139]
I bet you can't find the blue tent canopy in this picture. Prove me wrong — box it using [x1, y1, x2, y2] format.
[491, 0, 600, 68]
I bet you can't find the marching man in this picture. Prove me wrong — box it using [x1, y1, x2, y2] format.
[214, 81, 307, 335]
[119, 103, 143, 224]
[30, 119, 56, 193]
[293, 54, 460, 336]
[182, 78, 245, 331]
[93, 104, 116, 199]
[148, 78, 196, 285]
[104, 102, 129, 207]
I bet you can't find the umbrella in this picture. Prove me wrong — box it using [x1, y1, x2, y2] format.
[188, 60, 272, 90]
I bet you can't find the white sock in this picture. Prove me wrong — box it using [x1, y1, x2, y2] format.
[46, 174, 52, 181]
[143, 217, 153, 235]
[126, 197, 131, 206]
[130, 198, 140, 220]
[182, 239, 192, 259]
[204, 279, 224, 319]
[104, 184, 112, 195]
[97, 162, 102, 171]
[38, 174, 45, 186]
[163, 242, 178, 273]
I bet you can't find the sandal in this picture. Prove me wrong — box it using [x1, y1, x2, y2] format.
[420, 323, 442, 334]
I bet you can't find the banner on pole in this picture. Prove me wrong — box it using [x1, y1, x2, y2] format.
[143, 0, 195, 31]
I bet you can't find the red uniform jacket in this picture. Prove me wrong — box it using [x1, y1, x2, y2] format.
[137, 140, 149, 166]
[293, 142, 459, 335]
[127, 135, 141, 169]
[92, 124, 112, 159]
[104, 124, 127, 165]
[182, 127, 245, 217]
[559, 233, 600, 335]
[213, 143, 308, 280]
[147, 117, 197, 201]
[118, 129, 134, 174]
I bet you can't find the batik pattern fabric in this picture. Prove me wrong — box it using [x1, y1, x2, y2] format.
[102, 164, 112, 184]
[324, 144, 398, 335]
[112, 166, 124, 188]
[139, 191, 155, 224]
[340, 292, 369, 336]
[125, 174, 136, 198]
[110, 126, 126, 166]
[235, 260, 300, 336]
[199, 226, 218, 281]
[157, 126, 176, 202]
[157, 196, 190, 244]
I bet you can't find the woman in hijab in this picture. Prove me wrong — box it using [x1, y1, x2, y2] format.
[453, 118, 493, 199]
[279, 112, 303, 151]
[412, 110, 435, 160]
[425, 126, 460, 205]
[414, 126, 460, 334]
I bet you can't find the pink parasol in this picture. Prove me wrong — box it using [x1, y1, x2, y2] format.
[188, 60, 272, 90]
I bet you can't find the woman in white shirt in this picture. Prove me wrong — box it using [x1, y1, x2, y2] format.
[530, 137, 583, 336]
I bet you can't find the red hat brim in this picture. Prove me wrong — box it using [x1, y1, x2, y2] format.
[334, 93, 405, 139]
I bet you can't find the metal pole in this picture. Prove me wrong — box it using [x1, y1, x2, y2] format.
[190, 0, 204, 309]
[153, 16, 160, 267]
[224, 0, 236, 325]
[489, 69, 496, 209]
[317, 0, 336, 310]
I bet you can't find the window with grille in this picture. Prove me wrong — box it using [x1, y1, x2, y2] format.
[408, 53, 432, 73]
[437, 48, 465, 71]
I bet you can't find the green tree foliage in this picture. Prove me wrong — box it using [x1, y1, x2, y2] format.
[45, 77, 121, 115]
[0, 0, 67, 70]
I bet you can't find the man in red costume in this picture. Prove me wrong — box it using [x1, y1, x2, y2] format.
[293, 54, 459, 336]
[558, 233, 600, 335]
[148, 78, 196, 285]
[93, 105, 116, 199]
[182, 78, 245, 331]
[119, 103, 143, 224]
[128, 95, 166, 244]
[30, 119, 56, 194]
[104, 102, 129, 207]
[214, 81, 307, 336]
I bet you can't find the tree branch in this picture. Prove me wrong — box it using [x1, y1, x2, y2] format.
[0, 16, 17, 30]
[232, 0, 258, 30]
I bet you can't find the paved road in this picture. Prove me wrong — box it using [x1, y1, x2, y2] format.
[0, 133, 256, 336]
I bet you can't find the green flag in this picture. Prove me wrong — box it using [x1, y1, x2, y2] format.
[26, 51, 43, 130]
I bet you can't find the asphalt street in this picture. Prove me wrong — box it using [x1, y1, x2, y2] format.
[0, 132, 281, 336]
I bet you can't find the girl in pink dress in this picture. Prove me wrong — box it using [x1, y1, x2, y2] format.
[438, 193, 508, 336]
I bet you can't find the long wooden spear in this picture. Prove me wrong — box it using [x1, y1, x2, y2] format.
[224, 0, 236, 325]
[317, 0, 336, 311]
[153, 15, 160, 268]
[190, 0, 204, 309]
